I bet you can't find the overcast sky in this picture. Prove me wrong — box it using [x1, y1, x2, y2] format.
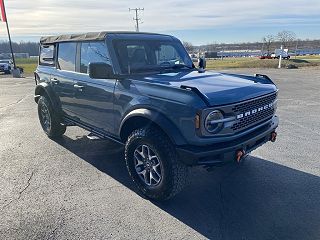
[0, 0, 319, 44]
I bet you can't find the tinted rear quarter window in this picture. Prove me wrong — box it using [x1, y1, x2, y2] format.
[58, 42, 77, 71]
[80, 41, 111, 74]
[39, 45, 55, 66]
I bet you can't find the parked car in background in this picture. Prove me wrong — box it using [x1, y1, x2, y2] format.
[271, 49, 290, 59]
[189, 53, 199, 62]
[0, 59, 13, 74]
[259, 54, 273, 59]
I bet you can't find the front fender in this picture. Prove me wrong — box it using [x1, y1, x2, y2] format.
[120, 108, 188, 146]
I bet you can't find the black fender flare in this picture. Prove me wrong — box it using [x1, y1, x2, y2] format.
[119, 108, 187, 146]
[34, 82, 63, 118]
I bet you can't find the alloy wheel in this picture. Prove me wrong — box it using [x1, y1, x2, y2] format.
[133, 144, 162, 186]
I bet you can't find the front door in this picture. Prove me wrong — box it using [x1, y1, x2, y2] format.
[70, 41, 116, 134]
[72, 76, 116, 134]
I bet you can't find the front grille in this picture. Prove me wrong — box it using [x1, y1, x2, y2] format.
[231, 92, 277, 131]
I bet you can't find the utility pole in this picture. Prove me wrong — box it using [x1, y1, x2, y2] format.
[278, 45, 283, 69]
[221, 47, 224, 61]
[129, 8, 144, 32]
[295, 40, 298, 59]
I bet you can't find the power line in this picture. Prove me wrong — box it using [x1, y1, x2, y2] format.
[129, 8, 144, 32]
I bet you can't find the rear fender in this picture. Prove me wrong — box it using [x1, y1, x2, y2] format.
[34, 82, 63, 118]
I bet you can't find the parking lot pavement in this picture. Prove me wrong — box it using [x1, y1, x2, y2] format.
[0, 68, 319, 240]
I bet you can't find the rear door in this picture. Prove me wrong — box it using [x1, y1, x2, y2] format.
[71, 41, 116, 134]
[52, 42, 78, 118]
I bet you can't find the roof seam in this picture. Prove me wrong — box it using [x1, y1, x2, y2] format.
[40, 31, 170, 44]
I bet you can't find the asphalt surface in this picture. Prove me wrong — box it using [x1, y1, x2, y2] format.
[0, 68, 319, 240]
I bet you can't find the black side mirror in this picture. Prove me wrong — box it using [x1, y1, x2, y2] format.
[89, 62, 115, 79]
[198, 57, 206, 69]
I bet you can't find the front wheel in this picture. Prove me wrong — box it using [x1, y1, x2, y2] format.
[125, 127, 188, 201]
[38, 96, 66, 138]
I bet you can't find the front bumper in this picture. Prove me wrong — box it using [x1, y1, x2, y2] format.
[0, 68, 9, 72]
[177, 115, 279, 166]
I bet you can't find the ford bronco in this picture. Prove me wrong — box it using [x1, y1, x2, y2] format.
[34, 32, 278, 200]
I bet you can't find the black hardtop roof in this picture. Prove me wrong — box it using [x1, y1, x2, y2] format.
[40, 31, 172, 44]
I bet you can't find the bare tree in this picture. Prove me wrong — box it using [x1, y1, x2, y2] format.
[277, 30, 296, 49]
[183, 41, 195, 53]
[262, 35, 275, 55]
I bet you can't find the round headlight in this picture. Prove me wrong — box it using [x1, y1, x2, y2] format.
[205, 110, 224, 133]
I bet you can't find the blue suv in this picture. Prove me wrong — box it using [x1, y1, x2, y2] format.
[34, 32, 278, 200]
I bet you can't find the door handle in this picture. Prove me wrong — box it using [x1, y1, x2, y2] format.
[51, 78, 59, 84]
[73, 84, 84, 91]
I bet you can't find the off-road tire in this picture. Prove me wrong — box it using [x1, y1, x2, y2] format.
[38, 96, 66, 138]
[125, 126, 188, 201]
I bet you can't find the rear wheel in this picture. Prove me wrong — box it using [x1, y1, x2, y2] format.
[125, 126, 188, 201]
[38, 96, 66, 138]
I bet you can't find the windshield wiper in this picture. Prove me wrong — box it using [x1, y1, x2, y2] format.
[172, 64, 194, 69]
[161, 64, 194, 71]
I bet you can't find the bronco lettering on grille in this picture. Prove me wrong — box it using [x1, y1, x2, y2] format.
[236, 102, 274, 120]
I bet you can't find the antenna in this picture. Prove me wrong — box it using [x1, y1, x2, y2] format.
[129, 8, 144, 32]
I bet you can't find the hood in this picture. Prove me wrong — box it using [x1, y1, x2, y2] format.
[132, 70, 277, 106]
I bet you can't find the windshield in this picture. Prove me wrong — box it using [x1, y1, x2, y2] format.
[0, 60, 10, 63]
[113, 39, 193, 74]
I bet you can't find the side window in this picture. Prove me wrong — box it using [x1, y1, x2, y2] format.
[39, 45, 55, 66]
[80, 41, 111, 74]
[57, 42, 77, 71]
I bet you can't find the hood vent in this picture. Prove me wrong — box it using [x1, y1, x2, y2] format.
[180, 85, 210, 106]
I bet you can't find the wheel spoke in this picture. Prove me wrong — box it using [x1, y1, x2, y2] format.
[149, 155, 157, 161]
[134, 151, 144, 165]
[145, 170, 151, 185]
[139, 169, 148, 183]
[136, 165, 145, 174]
[135, 147, 145, 159]
[152, 165, 161, 179]
[150, 170, 160, 184]
[149, 171, 155, 183]
[142, 145, 149, 158]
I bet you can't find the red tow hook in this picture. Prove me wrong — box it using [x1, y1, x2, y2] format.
[270, 131, 277, 142]
[236, 150, 245, 163]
